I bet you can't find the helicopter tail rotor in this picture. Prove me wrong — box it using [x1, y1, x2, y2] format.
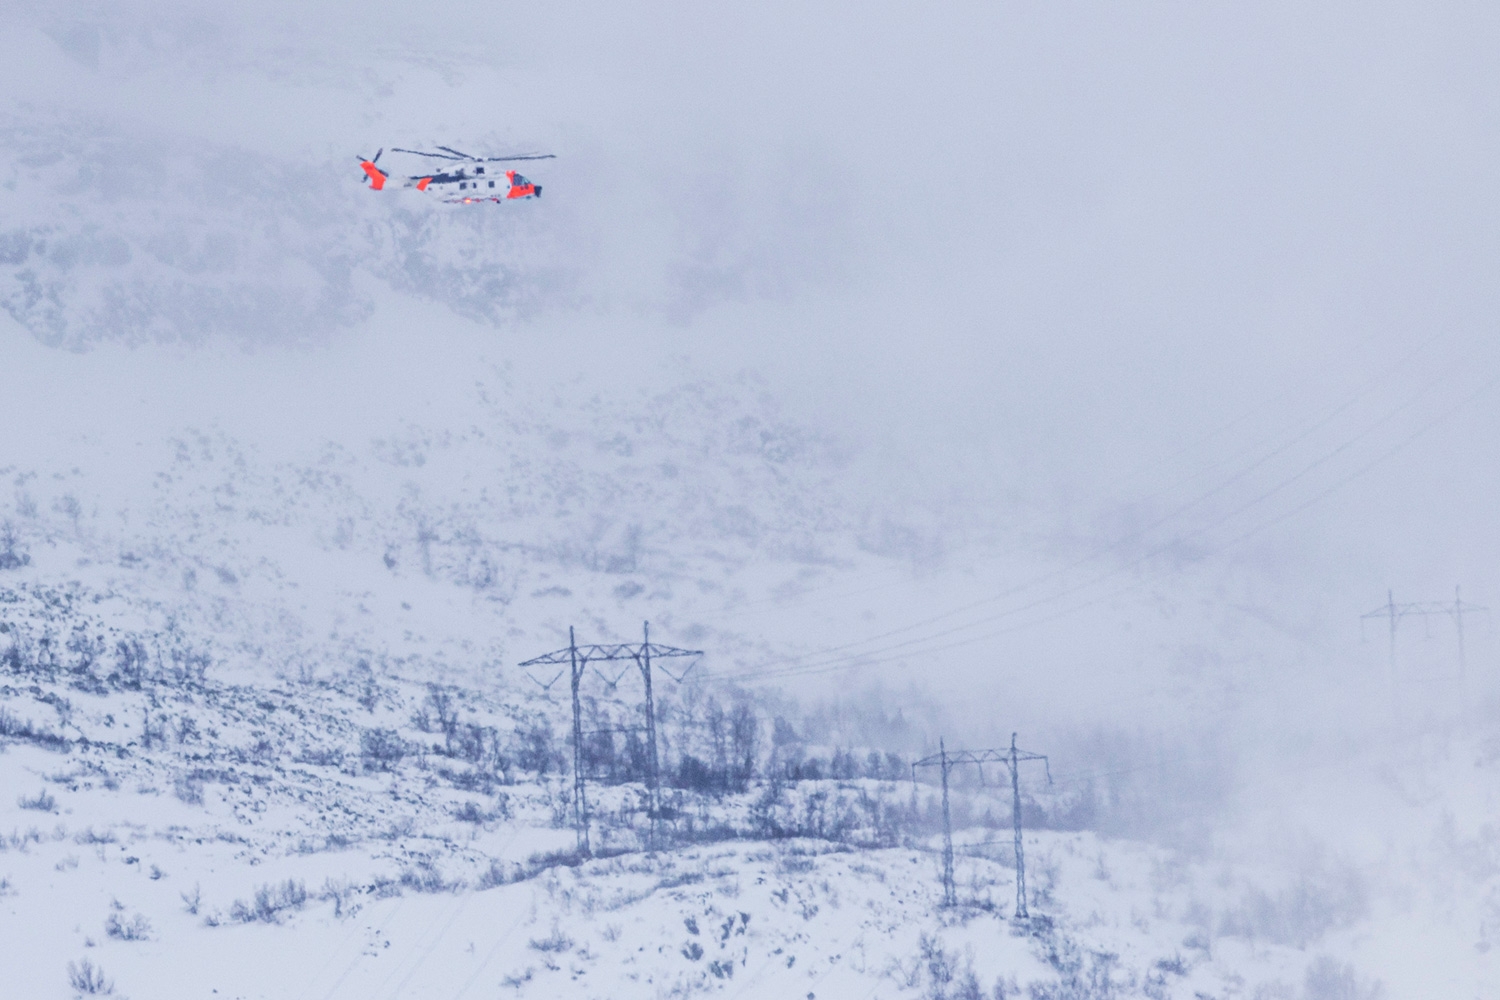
[357, 150, 389, 190]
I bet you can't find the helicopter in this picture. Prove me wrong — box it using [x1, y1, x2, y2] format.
[357, 146, 555, 204]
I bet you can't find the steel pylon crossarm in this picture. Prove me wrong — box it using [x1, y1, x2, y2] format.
[519, 642, 703, 666]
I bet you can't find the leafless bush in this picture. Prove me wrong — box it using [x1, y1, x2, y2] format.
[0, 707, 70, 751]
[74, 828, 115, 845]
[104, 906, 151, 942]
[500, 968, 534, 989]
[1028, 927, 1120, 1000]
[180, 883, 201, 915]
[399, 861, 457, 893]
[526, 846, 587, 872]
[320, 877, 358, 917]
[18, 789, 56, 811]
[360, 728, 407, 771]
[296, 746, 344, 767]
[230, 879, 308, 923]
[476, 859, 516, 890]
[1153, 953, 1187, 976]
[67, 958, 113, 995]
[0, 521, 29, 570]
[452, 800, 492, 824]
[528, 922, 574, 953]
[172, 776, 204, 806]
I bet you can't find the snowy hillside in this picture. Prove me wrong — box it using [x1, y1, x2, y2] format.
[2, 635, 1464, 1000]
[5, 626, 1499, 1000]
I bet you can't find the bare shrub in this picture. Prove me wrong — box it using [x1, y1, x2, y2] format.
[0, 521, 29, 570]
[476, 859, 515, 890]
[500, 968, 534, 989]
[67, 958, 113, 995]
[180, 884, 201, 915]
[172, 776, 204, 806]
[104, 906, 151, 941]
[0, 707, 69, 751]
[528, 922, 574, 953]
[230, 879, 308, 923]
[399, 861, 457, 893]
[296, 746, 344, 767]
[526, 846, 587, 872]
[453, 800, 491, 824]
[320, 877, 358, 918]
[18, 789, 56, 811]
[1153, 953, 1187, 976]
[360, 728, 406, 771]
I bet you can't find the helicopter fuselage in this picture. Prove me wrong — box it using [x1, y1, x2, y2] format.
[412, 165, 540, 203]
[358, 157, 541, 203]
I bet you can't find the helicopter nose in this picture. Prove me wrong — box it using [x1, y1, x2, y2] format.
[534, 185, 542, 198]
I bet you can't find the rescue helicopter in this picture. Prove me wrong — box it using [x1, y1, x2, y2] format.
[357, 146, 554, 204]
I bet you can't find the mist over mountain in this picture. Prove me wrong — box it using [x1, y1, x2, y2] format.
[3, 4, 1500, 999]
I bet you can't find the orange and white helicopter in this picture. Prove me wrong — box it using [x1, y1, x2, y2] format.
[357, 146, 554, 204]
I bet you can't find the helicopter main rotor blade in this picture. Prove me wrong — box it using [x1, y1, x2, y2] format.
[481, 153, 557, 162]
[390, 147, 464, 160]
[436, 145, 476, 160]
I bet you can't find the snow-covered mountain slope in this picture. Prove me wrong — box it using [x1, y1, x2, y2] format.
[0, 658, 1429, 1000]
[4, 555, 1500, 999]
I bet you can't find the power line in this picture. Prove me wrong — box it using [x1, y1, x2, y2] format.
[712, 331, 1450, 626]
[711, 366, 1499, 687]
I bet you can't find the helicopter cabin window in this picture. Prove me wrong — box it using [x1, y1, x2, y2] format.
[488, 181, 495, 188]
[459, 182, 467, 190]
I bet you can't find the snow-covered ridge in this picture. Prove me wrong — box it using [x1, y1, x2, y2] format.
[0, 601, 1400, 1000]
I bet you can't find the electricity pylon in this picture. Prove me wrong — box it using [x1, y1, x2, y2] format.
[520, 622, 701, 854]
[1362, 587, 1487, 701]
[913, 733, 1050, 917]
